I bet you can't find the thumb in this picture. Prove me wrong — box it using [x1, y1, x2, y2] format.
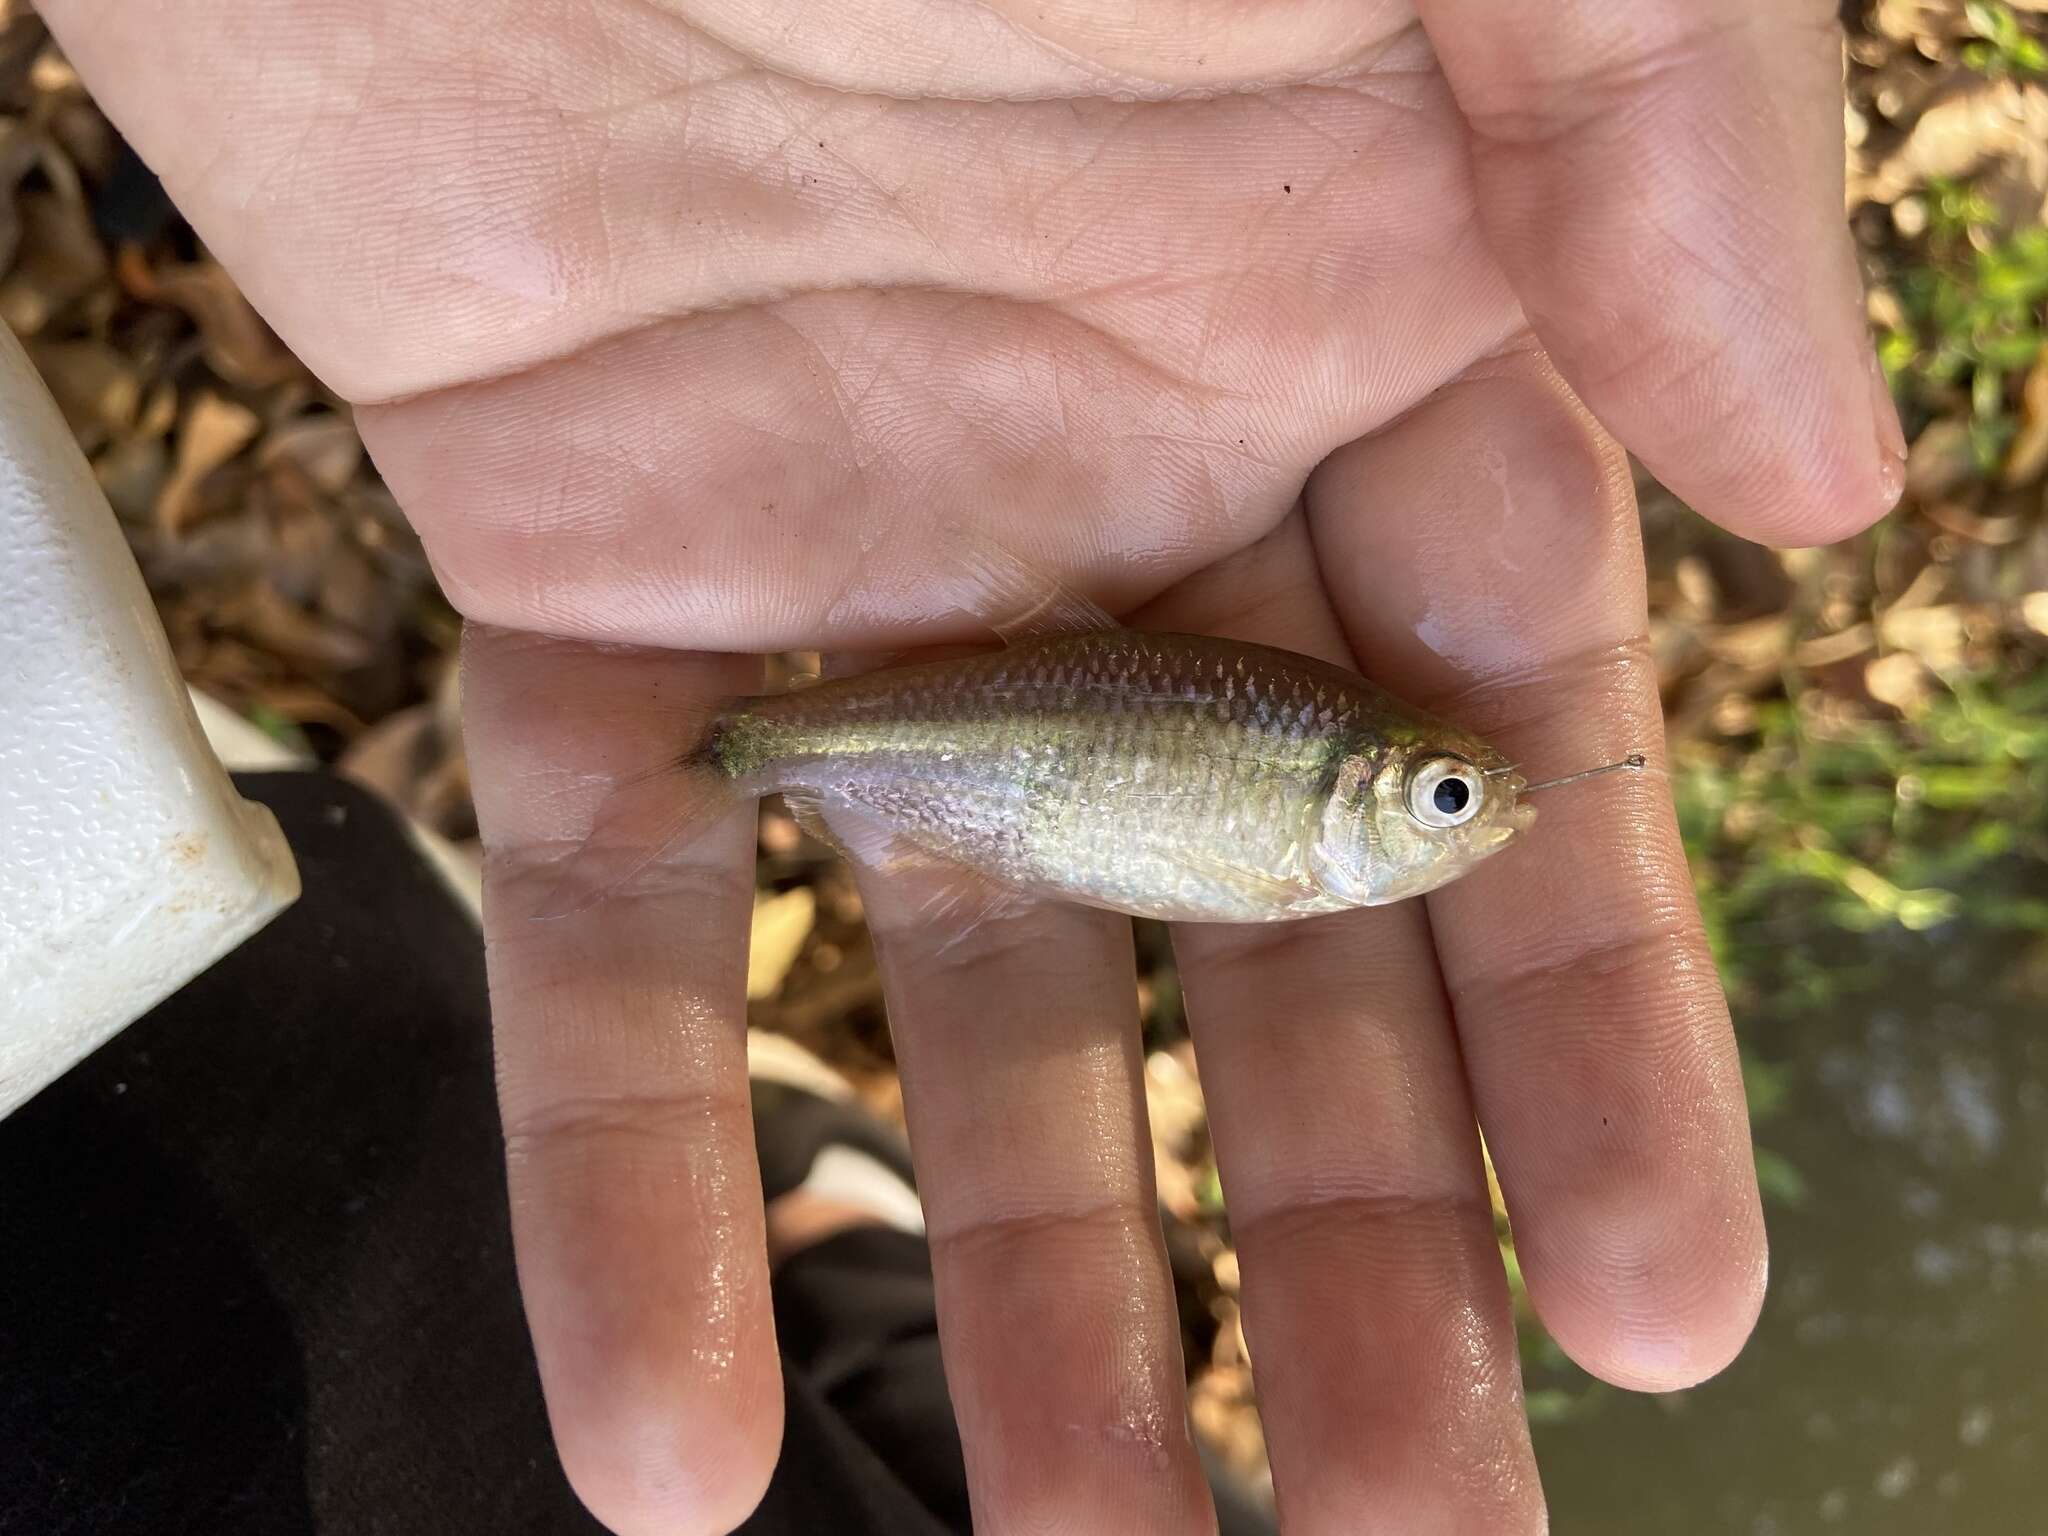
[1419, 0, 1903, 546]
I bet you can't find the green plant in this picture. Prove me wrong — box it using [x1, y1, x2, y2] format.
[244, 701, 313, 755]
[1888, 219, 2048, 470]
[1962, 0, 2048, 76]
[1677, 662, 2048, 1010]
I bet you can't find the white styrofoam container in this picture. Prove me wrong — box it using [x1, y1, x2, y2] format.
[1, 323, 300, 1120]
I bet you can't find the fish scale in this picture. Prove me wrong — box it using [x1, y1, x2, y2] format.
[707, 629, 1457, 922]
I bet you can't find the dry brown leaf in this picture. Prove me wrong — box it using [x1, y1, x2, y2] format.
[1704, 617, 1796, 669]
[1859, 79, 2048, 206]
[47, 90, 116, 181]
[25, 36, 76, 93]
[1905, 417, 1978, 504]
[428, 651, 464, 745]
[1866, 651, 1935, 716]
[174, 633, 276, 698]
[1885, 558, 1949, 616]
[134, 381, 178, 440]
[1712, 696, 1761, 741]
[759, 806, 803, 857]
[748, 888, 818, 1001]
[0, 5, 45, 106]
[256, 493, 339, 599]
[26, 338, 138, 449]
[317, 541, 391, 634]
[1144, 1047, 1207, 1159]
[241, 682, 365, 736]
[1795, 625, 1877, 668]
[1188, 1358, 1268, 1492]
[155, 393, 260, 535]
[1921, 498, 2028, 545]
[1861, 55, 1952, 136]
[1877, 603, 1975, 670]
[1154, 1155, 1199, 1225]
[222, 580, 374, 671]
[2004, 352, 2048, 486]
[0, 188, 107, 335]
[1210, 1248, 1239, 1295]
[1872, 0, 1947, 44]
[1673, 556, 1718, 618]
[92, 433, 168, 525]
[1867, 285, 1909, 334]
[0, 116, 43, 271]
[1775, 547, 1827, 583]
[1647, 614, 1706, 696]
[259, 412, 363, 495]
[119, 252, 300, 389]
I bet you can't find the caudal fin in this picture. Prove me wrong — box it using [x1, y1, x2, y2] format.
[530, 715, 741, 922]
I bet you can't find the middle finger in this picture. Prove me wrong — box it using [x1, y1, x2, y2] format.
[852, 868, 1217, 1535]
[1138, 517, 1542, 1534]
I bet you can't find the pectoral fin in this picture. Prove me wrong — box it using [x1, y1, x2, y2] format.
[1170, 845, 1323, 918]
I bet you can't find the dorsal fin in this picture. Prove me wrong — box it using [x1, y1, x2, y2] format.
[936, 525, 1120, 644]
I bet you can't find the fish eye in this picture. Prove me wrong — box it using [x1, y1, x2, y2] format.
[1405, 755, 1483, 829]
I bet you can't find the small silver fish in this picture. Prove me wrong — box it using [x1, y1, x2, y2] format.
[543, 538, 1635, 924]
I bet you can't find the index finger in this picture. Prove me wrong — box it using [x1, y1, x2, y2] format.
[1308, 345, 1766, 1391]
[1419, 0, 1903, 545]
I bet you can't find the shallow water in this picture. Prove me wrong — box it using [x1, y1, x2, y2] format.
[1535, 920, 2048, 1533]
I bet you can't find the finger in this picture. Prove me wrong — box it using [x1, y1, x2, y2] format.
[1307, 344, 1766, 1392]
[1419, 0, 1904, 544]
[1135, 518, 1543, 1534]
[848, 869, 1215, 1534]
[461, 625, 779, 1536]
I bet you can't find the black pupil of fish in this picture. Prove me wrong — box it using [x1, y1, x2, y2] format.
[1433, 777, 1471, 816]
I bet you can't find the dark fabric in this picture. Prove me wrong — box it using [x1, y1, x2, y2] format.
[0, 774, 944, 1535]
[750, 1080, 920, 1206]
[774, 1226, 969, 1534]
[1, 773, 592, 1535]
[0, 771, 1275, 1536]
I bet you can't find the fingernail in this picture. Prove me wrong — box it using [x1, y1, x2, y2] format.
[1867, 346, 1908, 513]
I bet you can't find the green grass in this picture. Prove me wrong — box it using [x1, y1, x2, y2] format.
[1679, 664, 2048, 1010]
[1884, 182, 2048, 470]
[1963, 1, 2048, 77]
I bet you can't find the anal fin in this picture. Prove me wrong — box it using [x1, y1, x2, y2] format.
[784, 786, 1043, 952]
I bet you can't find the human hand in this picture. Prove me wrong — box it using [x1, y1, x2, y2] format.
[45, 2, 1897, 1531]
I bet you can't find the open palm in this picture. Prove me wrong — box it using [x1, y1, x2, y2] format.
[49, 1, 1898, 1531]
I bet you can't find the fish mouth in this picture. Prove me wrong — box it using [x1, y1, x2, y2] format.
[1498, 771, 1536, 838]
[1475, 807, 1532, 855]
